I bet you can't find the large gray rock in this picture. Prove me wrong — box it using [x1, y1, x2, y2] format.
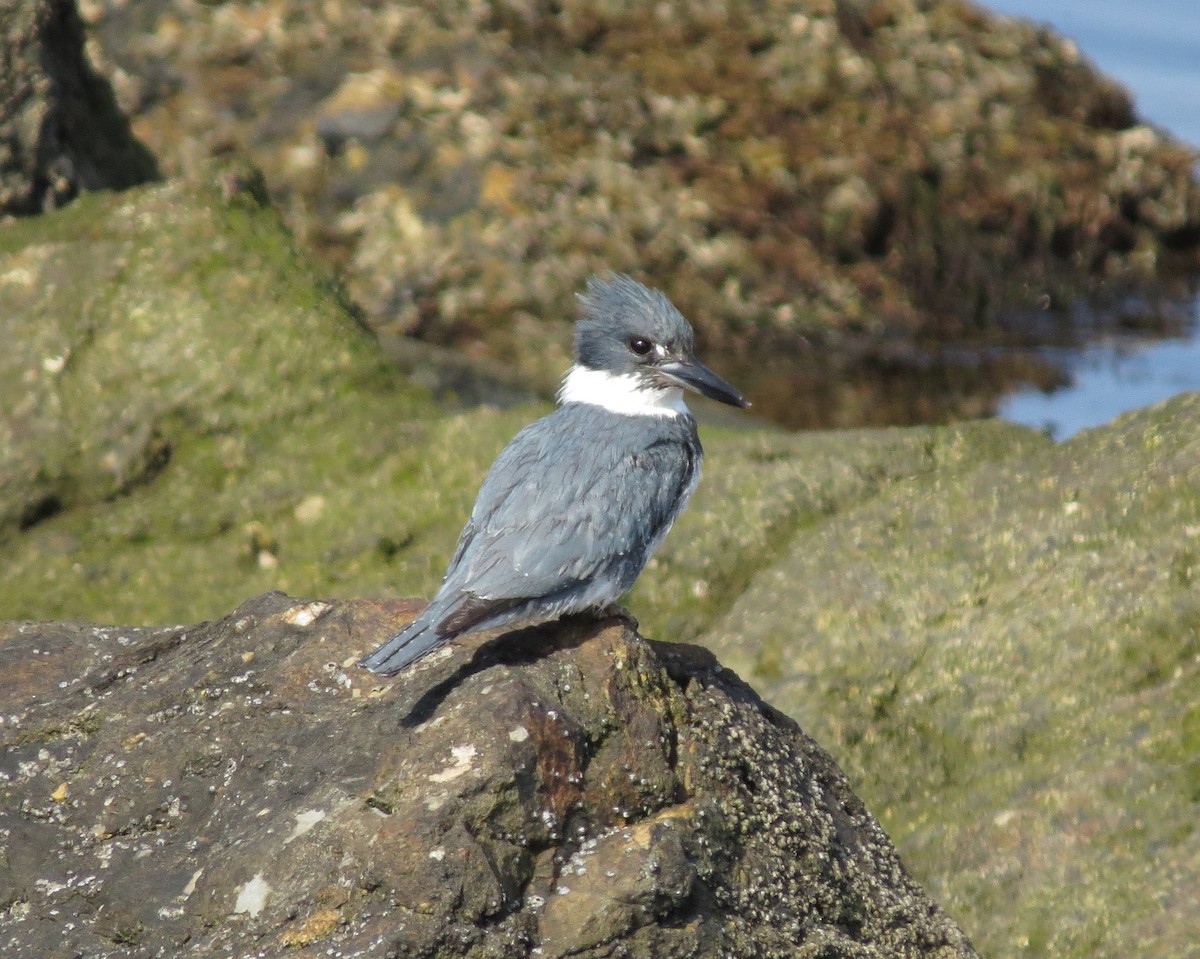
[0, 0, 156, 215]
[0, 593, 976, 958]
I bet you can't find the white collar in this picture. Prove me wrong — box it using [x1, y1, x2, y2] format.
[557, 365, 689, 418]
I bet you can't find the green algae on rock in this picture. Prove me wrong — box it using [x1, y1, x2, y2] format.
[0, 166, 1044, 636]
[0, 172, 440, 623]
[703, 391, 1200, 959]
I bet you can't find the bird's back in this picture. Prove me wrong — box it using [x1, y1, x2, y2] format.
[436, 402, 702, 631]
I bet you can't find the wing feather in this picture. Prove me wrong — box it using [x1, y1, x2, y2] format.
[436, 407, 700, 610]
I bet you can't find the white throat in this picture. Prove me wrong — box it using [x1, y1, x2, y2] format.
[558, 365, 689, 418]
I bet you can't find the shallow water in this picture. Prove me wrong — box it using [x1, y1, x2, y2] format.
[980, 1, 1200, 436]
[998, 298, 1200, 438]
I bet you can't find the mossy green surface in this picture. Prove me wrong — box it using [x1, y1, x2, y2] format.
[630, 417, 1049, 645]
[705, 392, 1200, 959]
[0, 175, 440, 623]
[0, 175, 1040, 631]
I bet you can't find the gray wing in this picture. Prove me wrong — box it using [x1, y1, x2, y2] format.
[437, 407, 700, 618]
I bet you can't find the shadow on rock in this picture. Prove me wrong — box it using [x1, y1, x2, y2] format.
[396, 611, 639, 728]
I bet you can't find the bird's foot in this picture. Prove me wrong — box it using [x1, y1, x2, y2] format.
[595, 603, 639, 631]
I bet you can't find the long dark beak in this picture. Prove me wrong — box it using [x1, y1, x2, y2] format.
[659, 358, 750, 409]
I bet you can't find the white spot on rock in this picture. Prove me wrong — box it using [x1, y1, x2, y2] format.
[182, 867, 204, 898]
[234, 873, 271, 918]
[508, 725, 530, 743]
[285, 809, 326, 843]
[284, 601, 332, 627]
[424, 792, 446, 811]
[428, 744, 477, 783]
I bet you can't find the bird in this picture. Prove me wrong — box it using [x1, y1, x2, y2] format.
[359, 273, 749, 675]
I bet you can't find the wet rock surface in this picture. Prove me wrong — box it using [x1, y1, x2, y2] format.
[0, 593, 976, 958]
[0, 0, 156, 215]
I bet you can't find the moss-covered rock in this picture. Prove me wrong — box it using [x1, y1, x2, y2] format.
[704, 392, 1200, 959]
[0, 173, 441, 621]
[0, 172, 1038, 631]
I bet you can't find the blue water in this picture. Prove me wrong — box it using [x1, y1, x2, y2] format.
[983, 0, 1200, 148]
[982, 1, 1200, 438]
[997, 301, 1200, 438]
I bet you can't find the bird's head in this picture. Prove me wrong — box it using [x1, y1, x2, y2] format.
[569, 274, 749, 411]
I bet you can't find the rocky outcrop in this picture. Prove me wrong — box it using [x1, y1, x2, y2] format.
[82, 0, 1200, 424]
[0, 593, 975, 958]
[704, 389, 1200, 959]
[0, 173, 391, 545]
[0, 0, 156, 215]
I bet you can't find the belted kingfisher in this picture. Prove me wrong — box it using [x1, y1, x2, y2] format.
[359, 274, 749, 675]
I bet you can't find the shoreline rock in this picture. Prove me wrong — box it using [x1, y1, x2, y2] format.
[0, 593, 976, 958]
[2, 154, 1197, 959]
[77, 0, 1200, 424]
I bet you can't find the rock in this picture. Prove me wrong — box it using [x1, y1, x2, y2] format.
[2, 154, 1196, 959]
[0, 172, 403, 550]
[705, 390, 1200, 958]
[0, 0, 157, 215]
[0, 593, 976, 958]
[0, 172, 1040, 632]
[0, 173, 548, 629]
[79, 0, 1200, 424]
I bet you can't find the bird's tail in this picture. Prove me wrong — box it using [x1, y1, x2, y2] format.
[358, 615, 447, 676]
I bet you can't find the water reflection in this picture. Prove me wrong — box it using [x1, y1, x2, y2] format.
[722, 284, 1200, 435]
[998, 306, 1200, 439]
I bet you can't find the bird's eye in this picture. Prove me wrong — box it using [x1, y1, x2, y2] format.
[629, 337, 653, 356]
